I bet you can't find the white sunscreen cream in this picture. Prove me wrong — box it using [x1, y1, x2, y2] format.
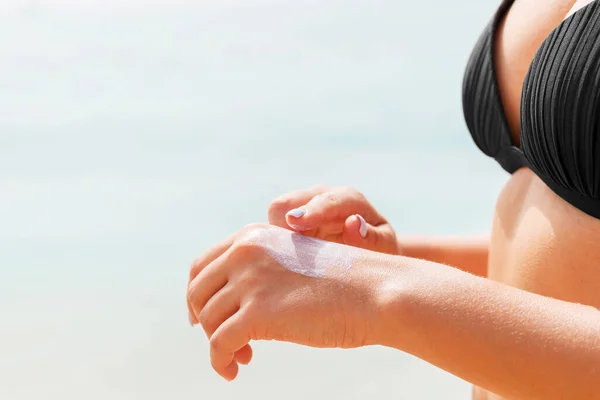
[242, 226, 359, 278]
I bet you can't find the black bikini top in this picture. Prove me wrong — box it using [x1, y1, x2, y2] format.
[462, 0, 600, 219]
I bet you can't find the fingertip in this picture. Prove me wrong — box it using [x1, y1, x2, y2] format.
[222, 361, 239, 382]
[285, 207, 306, 219]
[342, 215, 365, 246]
[345, 214, 367, 236]
[344, 214, 360, 230]
[234, 344, 253, 365]
[356, 214, 368, 238]
[285, 207, 311, 231]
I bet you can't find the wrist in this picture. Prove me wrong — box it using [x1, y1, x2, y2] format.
[361, 254, 424, 349]
[396, 235, 435, 259]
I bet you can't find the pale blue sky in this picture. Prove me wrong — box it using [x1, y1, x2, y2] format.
[1, 1, 505, 399]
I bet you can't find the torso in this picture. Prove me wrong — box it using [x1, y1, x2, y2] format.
[475, 0, 600, 399]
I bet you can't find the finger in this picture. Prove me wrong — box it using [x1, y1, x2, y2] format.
[197, 283, 253, 365]
[285, 188, 383, 231]
[189, 232, 237, 283]
[198, 284, 239, 338]
[234, 344, 253, 365]
[267, 185, 330, 228]
[210, 312, 251, 381]
[187, 232, 238, 324]
[188, 252, 230, 325]
[342, 214, 399, 255]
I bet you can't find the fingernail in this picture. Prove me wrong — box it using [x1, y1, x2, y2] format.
[188, 312, 194, 327]
[286, 207, 306, 219]
[288, 223, 310, 232]
[356, 214, 367, 238]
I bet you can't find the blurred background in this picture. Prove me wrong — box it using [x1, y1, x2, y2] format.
[0, 0, 507, 399]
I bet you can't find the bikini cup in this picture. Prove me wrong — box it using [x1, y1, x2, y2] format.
[462, 0, 600, 218]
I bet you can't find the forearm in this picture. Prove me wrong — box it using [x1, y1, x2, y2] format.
[398, 234, 489, 277]
[377, 257, 600, 400]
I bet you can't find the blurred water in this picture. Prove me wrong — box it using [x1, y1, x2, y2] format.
[0, 1, 508, 399]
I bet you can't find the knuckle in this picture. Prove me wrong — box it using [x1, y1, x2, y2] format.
[233, 238, 266, 262]
[246, 290, 275, 316]
[311, 184, 330, 192]
[239, 304, 263, 340]
[267, 199, 288, 223]
[199, 312, 219, 337]
[268, 196, 291, 213]
[238, 224, 270, 246]
[242, 222, 266, 232]
[239, 304, 256, 324]
[209, 332, 234, 372]
[189, 257, 203, 280]
[209, 334, 223, 354]
[345, 186, 365, 200]
[187, 282, 199, 306]
[234, 236, 262, 252]
[320, 191, 341, 207]
[267, 197, 294, 225]
[237, 268, 261, 288]
[197, 307, 210, 328]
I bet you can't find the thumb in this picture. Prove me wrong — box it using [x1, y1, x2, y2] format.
[342, 214, 398, 255]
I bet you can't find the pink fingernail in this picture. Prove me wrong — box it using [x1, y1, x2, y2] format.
[286, 207, 306, 219]
[288, 223, 310, 232]
[356, 215, 367, 238]
[188, 312, 194, 327]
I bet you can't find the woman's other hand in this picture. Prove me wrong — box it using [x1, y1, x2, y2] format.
[267, 185, 399, 254]
[187, 224, 389, 381]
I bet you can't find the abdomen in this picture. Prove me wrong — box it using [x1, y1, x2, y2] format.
[473, 168, 600, 399]
[488, 168, 600, 306]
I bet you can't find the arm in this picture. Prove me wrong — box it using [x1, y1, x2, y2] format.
[187, 223, 598, 398]
[267, 185, 490, 273]
[377, 257, 600, 400]
[398, 234, 489, 277]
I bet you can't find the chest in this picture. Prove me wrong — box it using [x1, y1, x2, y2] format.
[494, 0, 594, 144]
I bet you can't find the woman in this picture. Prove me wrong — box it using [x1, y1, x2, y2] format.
[186, 0, 600, 398]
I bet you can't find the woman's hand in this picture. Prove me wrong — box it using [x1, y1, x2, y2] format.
[267, 185, 399, 254]
[186, 224, 388, 381]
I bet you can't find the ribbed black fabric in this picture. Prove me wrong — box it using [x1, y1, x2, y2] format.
[462, 0, 600, 219]
[462, 0, 515, 161]
[522, 1, 600, 203]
